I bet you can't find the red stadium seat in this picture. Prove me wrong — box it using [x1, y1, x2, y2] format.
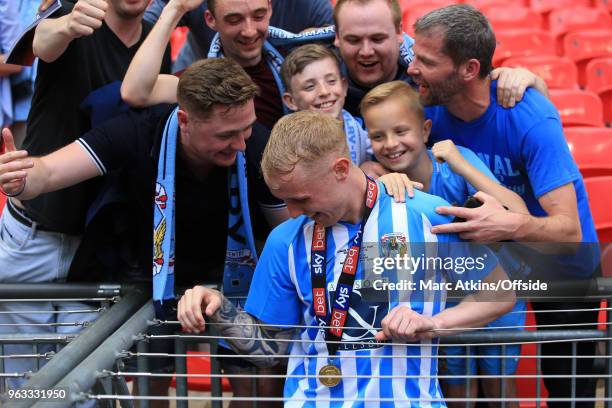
[170, 27, 189, 62]
[483, 6, 543, 31]
[549, 89, 604, 127]
[585, 57, 612, 124]
[492, 29, 555, 67]
[593, 0, 612, 13]
[464, 0, 527, 11]
[529, 0, 591, 16]
[548, 7, 612, 55]
[402, 2, 458, 35]
[584, 177, 612, 243]
[563, 30, 612, 87]
[564, 127, 612, 179]
[170, 352, 232, 393]
[501, 56, 578, 89]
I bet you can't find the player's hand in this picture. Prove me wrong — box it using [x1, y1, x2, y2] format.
[430, 191, 522, 242]
[0, 128, 32, 197]
[491, 67, 538, 108]
[360, 160, 389, 179]
[376, 306, 438, 342]
[169, 0, 205, 14]
[431, 140, 466, 174]
[378, 172, 423, 202]
[38, 0, 56, 12]
[177, 286, 223, 333]
[65, 0, 108, 39]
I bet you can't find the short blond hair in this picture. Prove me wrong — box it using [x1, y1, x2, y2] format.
[334, 0, 402, 32]
[360, 81, 425, 122]
[262, 111, 350, 178]
[280, 44, 342, 92]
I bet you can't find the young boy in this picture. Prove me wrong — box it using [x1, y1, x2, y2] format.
[361, 80, 527, 408]
[280, 43, 372, 165]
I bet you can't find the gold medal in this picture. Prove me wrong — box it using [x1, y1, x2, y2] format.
[319, 364, 342, 387]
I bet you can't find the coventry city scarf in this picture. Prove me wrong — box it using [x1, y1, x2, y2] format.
[342, 109, 372, 165]
[152, 107, 257, 313]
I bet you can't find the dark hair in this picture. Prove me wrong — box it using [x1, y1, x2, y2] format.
[177, 58, 259, 118]
[414, 4, 495, 77]
[280, 44, 342, 92]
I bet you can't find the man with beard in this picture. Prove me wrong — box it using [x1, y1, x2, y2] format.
[0, 0, 170, 391]
[408, 5, 600, 407]
[332, 0, 548, 118]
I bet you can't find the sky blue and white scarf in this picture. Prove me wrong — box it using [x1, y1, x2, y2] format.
[152, 107, 257, 313]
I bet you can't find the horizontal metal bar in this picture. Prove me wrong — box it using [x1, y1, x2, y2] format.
[0, 283, 124, 299]
[85, 395, 612, 403]
[104, 371, 612, 380]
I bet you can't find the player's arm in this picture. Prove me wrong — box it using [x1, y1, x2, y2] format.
[491, 67, 549, 108]
[120, 0, 201, 107]
[178, 286, 295, 367]
[431, 140, 528, 214]
[33, 0, 108, 63]
[376, 264, 515, 341]
[0, 128, 100, 200]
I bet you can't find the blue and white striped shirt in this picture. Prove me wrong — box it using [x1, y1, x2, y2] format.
[245, 183, 497, 407]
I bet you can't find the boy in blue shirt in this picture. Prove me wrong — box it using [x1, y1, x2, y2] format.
[361, 80, 528, 407]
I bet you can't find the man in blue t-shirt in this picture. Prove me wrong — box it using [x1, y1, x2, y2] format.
[407, 5, 600, 407]
[177, 110, 515, 406]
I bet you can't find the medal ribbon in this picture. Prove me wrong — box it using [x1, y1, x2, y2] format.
[310, 176, 378, 357]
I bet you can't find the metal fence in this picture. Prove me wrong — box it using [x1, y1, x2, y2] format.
[0, 281, 611, 407]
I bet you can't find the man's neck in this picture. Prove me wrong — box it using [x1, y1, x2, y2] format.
[445, 77, 491, 122]
[342, 168, 370, 224]
[104, 10, 143, 48]
[178, 141, 215, 181]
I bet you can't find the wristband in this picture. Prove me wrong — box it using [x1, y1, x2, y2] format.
[0, 182, 26, 198]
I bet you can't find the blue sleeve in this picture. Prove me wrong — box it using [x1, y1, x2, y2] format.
[457, 146, 500, 196]
[0, 0, 21, 53]
[521, 117, 581, 199]
[245, 222, 303, 326]
[144, 0, 164, 24]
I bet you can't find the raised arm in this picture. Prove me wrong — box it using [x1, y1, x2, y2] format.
[178, 286, 296, 368]
[0, 128, 100, 200]
[33, 0, 108, 63]
[120, 0, 203, 107]
[431, 140, 528, 214]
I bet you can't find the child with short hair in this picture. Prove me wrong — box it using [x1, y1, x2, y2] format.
[361, 80, 526, 408]
[280, 43, 372, 165]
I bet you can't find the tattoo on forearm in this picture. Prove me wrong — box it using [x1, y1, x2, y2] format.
[211, 296, 296, 368]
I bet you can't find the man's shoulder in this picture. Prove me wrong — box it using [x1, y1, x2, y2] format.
[377, 183, 454, 226]
[491, 80, 560, 122]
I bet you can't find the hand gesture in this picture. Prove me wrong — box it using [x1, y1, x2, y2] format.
[378, 172, 423, 202]
[430, 191, 519, 242]
[65, 0, 108, 39]
[431, 139, 466, 174]
[0, 128, 32, 197]
[177, 286, 223, 333]
[491, 67, 538, 108]
[375, 305, 438, 342]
